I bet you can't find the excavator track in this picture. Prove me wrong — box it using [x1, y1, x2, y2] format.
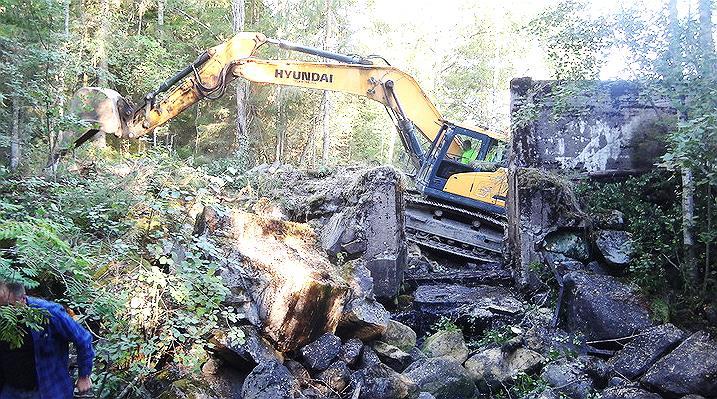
[405, 191, 506, 263]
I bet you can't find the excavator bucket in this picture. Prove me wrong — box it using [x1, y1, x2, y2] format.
[54, 87, 134, 154]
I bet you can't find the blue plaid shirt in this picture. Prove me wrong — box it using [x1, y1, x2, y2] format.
[12, 297, 95, 399]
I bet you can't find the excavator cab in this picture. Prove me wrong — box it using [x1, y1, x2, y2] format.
[416, 123, 508, 215]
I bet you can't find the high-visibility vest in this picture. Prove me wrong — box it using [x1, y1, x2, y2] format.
[460, 148, 477, 164]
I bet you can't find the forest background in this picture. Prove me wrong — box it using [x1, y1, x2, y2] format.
[1, 0, 716, 397]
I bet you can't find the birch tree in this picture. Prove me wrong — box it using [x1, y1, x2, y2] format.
[232, 0, 250, 166]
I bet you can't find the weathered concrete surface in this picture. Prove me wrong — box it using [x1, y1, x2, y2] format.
[321, 166, 407, 299]
[507, 78, 674, 287]
[195, 206, 349, 352]
[509, 78, 673, 172]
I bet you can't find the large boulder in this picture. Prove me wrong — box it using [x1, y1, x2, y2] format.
[339, 338, 364, 366]
[609, 324, 686, 380]
[382, 320, 418, 351]
[541, 358, 595, 399]
[595, 230, 633, 267]
[316, 360, 352, 393]
[336, 261, 391, 340]
[413, 285, 524, 331]
[543, 231, 591, 263]
[209, 325, 283, 372]
[371, 341, 414, 372]
[641, 331, 717, 397]
[420, 330, 470, 364]
[350, 363, 419, 399]
[403, 357, 476, 399]
[300, 332, 342, 372]
[196, 207, 348, 352]
[464, 347, 545, 388]
[321, 166, 407, 299]
[600, 387, 663, 399]
[563, 271, 652, 340]
[241, 361, 299, 399]
[336, 295, 390, 341]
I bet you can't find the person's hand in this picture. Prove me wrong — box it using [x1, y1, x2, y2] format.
[76, 376, 92, 393]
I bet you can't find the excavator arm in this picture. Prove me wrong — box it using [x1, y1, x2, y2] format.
[55, 32, 460, 166]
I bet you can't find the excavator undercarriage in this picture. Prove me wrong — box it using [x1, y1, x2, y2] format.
[405, 192, 505, 263]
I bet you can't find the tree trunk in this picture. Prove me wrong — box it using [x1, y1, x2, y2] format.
[490, 3, 501, 126]
[386, 130, 396, 164]
[699, 0, 714, 53]
[320, 0, 333, 165]
[64, 0, 70, 37]
[275, 86, 286, 163]
[320, 92, 332, 165]
[93, 0, 110, 147]
[232, 0, 249, 166]
[157, 0, 164, 36]
[698, 0, 714, 288]
[10, 94, 21, 171]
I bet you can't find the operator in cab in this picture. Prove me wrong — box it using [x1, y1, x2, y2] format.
[460, 139, 478, 164]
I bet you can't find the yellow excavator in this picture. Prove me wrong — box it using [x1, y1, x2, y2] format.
[55, 32, 508, 262]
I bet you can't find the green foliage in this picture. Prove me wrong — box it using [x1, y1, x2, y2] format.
[430, 316, 460, 333]
[0, 305, 48, 349]
[0, 151, 248, 395]
[471, 325, 516, 349]
[493, 372, 548, 399]
[578, 172, 681, 296]
[528, 0, 614, 79]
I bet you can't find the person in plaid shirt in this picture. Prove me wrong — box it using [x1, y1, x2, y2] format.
[0, 281, 94, 399]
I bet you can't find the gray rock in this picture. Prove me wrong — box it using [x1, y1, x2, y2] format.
[241, 361, 299, 399]
[641, 331, 717, 397]
[350, 363, 418, 399]
[563, 271, 652, 340]
[409, 347, 428, 363]
[418, 393, 437, 399]
[316, 360, 351, 393]
[403, 357, 476, 399]
[607, 376, 630, 388]
[534, 390, 560, 399]
[680, 396, 706, 399]
[414, 284, 523, 330]
[609, 324, 686, 380]
[359, 345, 382, 369]
[543, 231, 591, 263]
[595, 230, 633, 267]
[383, 320, 417, 351]
[580, 355, 611, 385]
[371, 341, 414, 372]
[322, 166, 407, 299]
[464, 347, 545, 387]
[300, 333, 342, 372]
[210, 325, 283, 372]
[284, 359, 310, 385]
[421, 330, 470, 364]
[541, 358, 594, 399]
[337, 297, 390, 341]
[340, 338, 363, 366]
[600, 387, 663, 399]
